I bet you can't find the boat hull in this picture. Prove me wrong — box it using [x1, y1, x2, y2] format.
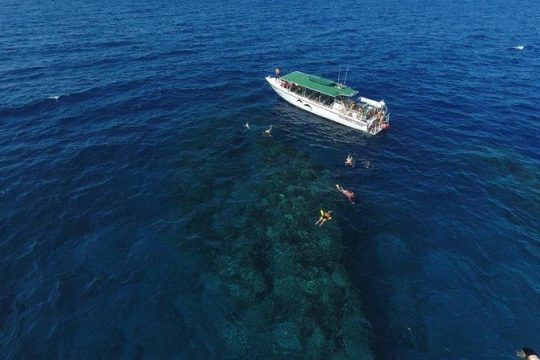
[266, 76, 385, 134]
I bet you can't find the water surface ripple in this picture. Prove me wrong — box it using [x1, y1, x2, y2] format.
[1, 0, 539, 358]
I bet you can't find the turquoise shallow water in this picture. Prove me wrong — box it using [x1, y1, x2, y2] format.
[1, 0, 539, 358]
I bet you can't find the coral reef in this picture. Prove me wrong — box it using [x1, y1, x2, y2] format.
[185, 132, 373, 358]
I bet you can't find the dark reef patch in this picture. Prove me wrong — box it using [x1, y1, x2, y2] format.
[177, 126, 373, 359]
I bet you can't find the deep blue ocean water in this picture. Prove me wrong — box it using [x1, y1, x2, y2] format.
[1, 0, 539, 358]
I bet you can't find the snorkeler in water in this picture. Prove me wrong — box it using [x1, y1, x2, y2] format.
[263, 125, 272, 137]
[244, 121, 251, 129]
[336, 184, 355, 204]
[345, 154, 354, 167]
[315, 209, 333, 226]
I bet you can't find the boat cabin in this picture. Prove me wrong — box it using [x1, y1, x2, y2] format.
[277, 71, 387, 124]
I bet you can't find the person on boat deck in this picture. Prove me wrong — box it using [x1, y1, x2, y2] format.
[377, 109, 385, 121]
[336, 184, 355, 204]
[315, 209, 333, 226]
[367, 117, 376, 131]
[345, 154, 354, 167]
[518, 348, 540, 360]
[275, 67, 281, 78]
[377, 111, 386, 127]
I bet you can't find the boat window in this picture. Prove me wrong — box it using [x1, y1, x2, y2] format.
[321, 95, 333, 106]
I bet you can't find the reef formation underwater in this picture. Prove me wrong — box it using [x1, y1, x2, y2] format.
[177, 124, 373, 359]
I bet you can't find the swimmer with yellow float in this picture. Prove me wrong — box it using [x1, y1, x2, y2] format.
[315, 209, 333, 226]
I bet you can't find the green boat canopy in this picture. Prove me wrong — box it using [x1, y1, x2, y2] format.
[280, 71, 358, 98]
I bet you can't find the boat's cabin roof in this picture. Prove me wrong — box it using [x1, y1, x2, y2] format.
[280, 71, 358, 98]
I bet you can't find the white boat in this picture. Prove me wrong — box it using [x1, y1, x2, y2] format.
[266, 70, 390, 134]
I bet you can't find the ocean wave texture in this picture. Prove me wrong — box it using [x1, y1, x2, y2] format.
[1, 0, 539, 359]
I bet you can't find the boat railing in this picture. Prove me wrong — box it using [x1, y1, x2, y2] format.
[332, 101, 369, 121]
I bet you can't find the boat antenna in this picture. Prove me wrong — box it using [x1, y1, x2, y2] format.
[337, 65, 341, 85]
[343, 63, 350, 86]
